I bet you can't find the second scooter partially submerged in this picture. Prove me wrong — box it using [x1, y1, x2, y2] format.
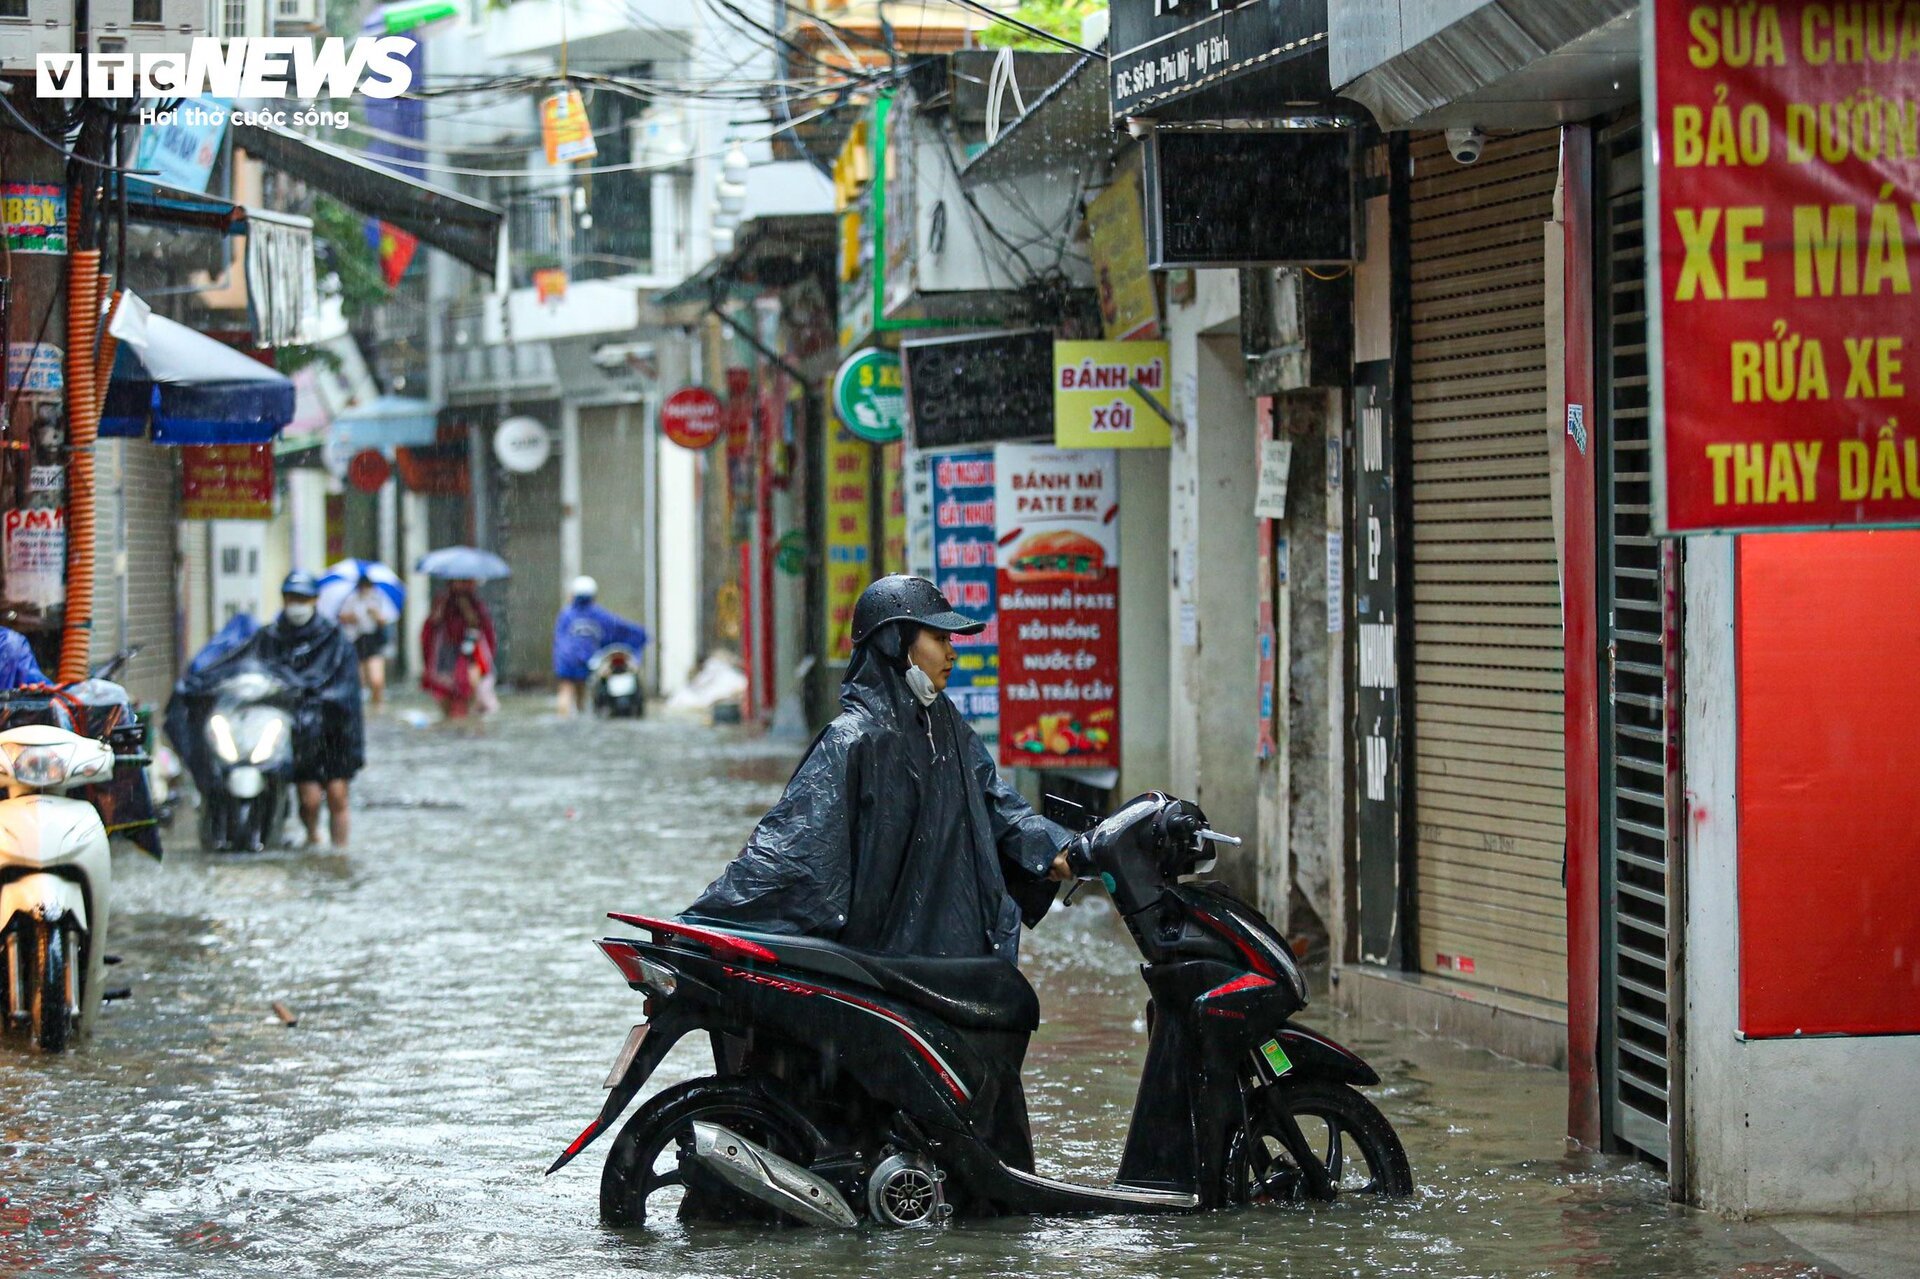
[551, 791, 1412, 1228]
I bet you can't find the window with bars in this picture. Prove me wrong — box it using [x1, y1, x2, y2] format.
[133, 0, 162, 21]
[0, 0, 30, 17]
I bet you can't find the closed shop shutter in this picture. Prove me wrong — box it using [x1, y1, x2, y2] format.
[1408, 130, 1565, 1002]
[91, 441, 180, 706]
[578, 405, 649, 627]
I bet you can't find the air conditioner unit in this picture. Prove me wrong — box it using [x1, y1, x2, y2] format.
[273, 0, 319, 28]
[0, 0, 76, 73]
[90, 0, 204, 54]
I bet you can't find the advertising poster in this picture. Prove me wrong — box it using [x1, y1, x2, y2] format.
[823, 421, 872, 662]
[881, 441, 907, 574]
[1649, 0, 1920, 531]
[1086, 152, 1160, 340]
[3, 183, 65, 254]
[4, 507, 65, 613]
[540, 88, 597, 164]
[181, 445, 274, 520]
[930, 448, 999, 728]
[1054, 340, 1172, 449]
[995, 445, 1119, 768]
[6, 343, 63, 393]
[132, 97, 230, 193]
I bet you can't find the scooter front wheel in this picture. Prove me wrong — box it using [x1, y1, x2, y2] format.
[26, 920, 78, 1052]
[1228, 1079, 1414, 1203]
[600, 1077, 816, 1228]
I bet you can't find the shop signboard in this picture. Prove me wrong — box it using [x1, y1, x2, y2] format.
[660, 385, 723, 450]
[823, 421, 873, 662]
[1109, 0, 1328, 117]
[902, 329, 1052, 449]
[930, 448, 999, 728]
[180, 445, 274, 520]
[995, 445, 1119, 769]
[1054, 340, 1173, 448]
[881, 441, 908, 574]
[1086, 151, 1160, 341]
[832, 347, 906, 444]
[540, 88, 597, 165]
[132, 97, 230, 193]
[1142, 130, 1353, 269]
[1647, 0, 1920, 531]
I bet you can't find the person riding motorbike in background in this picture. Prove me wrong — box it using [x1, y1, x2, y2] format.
[683, 575, 1073, 1169]
[552, 575, 650, 716]
[0, 624, 47, 688]
[421, 580, 497, 721]
[253, 572, 364, 848]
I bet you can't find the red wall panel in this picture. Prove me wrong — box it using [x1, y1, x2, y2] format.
[1737, 530, 1920, 1036]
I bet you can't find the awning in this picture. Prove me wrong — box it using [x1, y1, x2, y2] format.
[101, 313, 295, 445]
[232, 121, 503, 275]
[126, 178, 246, 235]
[654, 213, 837, 307]
[331, 394, 441, 450]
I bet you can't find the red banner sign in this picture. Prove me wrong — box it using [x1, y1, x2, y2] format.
[660, 386, 723, 450]
[995, 445, 1119, 769]
[180, 444, 273, 520]
[1650, 0, 1920, 531]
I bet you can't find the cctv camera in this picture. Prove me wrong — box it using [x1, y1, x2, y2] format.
[1446, 125, 1486, 165]
[1125, 116, 1156, 140]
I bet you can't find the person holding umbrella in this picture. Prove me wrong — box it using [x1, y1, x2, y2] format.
[417, 547, 510, 722]
[320, 560, 405, 711]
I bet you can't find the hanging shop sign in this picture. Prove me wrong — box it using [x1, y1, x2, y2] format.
[1142, 130, 1354, 269]
[1054, 340, 1173, 449]
[532, 267, 568, 304]
[1647, 0, 1920, 532]
[347, 448, 392, 494]
[881, 441, 908, 574]
[494, 415, 552, 473]
[995, 445, 1120, 769]
[931, 448, 1000, 728]
[905, 448, 935, 578]
[3, 183, 65, 255]
[132, 97, 230, 194]
[180, 445, 274, 520]
[1109, 0, 1329, 117]
[540, 88, 598, 165]
[823, 421, 873, 662]
[660, 385, 723, 450]
[1086, 152, 1160, 341]
[3, 507, 65, 614]
[774, 529, 808, 576]
[832, 346, 906, 444]
[902, 329, 1053, 449]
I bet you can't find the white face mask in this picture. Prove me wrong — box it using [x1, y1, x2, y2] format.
[283, 602, 316, 626]
[904, 664, 940, 707]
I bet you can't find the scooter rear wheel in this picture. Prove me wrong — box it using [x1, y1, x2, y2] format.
[600, 1077, 816, 1228]
[1229, 1079, 1414, 1202]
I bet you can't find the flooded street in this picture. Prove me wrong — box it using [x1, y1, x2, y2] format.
[2, 701, 1847, 1278]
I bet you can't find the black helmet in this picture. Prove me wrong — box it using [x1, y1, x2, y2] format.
[850, 575, 984, 646]
[281, 569, 320, 599]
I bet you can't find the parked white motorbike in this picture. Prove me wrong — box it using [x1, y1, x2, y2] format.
[0, 724, 120, 1052]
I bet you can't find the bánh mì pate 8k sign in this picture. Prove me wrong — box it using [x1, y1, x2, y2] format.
[1647, 0, 1920, 532]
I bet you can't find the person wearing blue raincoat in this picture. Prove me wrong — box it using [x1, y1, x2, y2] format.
[552, 576, 649, 716]
[0, 626, 47, 688]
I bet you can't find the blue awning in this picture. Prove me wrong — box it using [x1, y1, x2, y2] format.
[101, 312, 294, 445]
[331, 394, 440, 450]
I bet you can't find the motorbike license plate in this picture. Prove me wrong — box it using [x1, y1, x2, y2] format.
[605, 1024, 650, 1088]
[607, 673, 639, 697]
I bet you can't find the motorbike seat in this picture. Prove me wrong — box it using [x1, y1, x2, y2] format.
[708, 926, 1040, 1034]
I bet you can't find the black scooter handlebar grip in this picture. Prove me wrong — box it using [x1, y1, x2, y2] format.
[1064, 833, 1097, 878]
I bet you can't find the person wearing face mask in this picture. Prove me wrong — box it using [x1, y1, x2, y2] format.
[683, 575, 1074, 1169]
[254, 571, 365, 848]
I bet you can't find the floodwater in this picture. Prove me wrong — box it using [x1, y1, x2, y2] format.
[2, 700, 1845, 1278]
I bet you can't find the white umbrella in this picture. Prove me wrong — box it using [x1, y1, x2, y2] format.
[317, 558, 403, 624]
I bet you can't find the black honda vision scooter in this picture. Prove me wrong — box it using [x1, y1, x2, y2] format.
[550, 792, 1413, 1226]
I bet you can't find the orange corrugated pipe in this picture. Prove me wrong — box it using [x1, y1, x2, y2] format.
[59, 249, 101, 682]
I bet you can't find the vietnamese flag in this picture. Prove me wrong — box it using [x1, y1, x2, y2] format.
[364, 220, 419, 288]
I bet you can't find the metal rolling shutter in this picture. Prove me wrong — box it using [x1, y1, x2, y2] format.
[1596, 118, 1679, 1167]
[1408, 131, 1565, 1002]
[91, 441, 181, 706]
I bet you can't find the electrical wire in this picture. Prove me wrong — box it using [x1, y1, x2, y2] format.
[0, 92, 160, 175]
[933, 0, 1100, 57]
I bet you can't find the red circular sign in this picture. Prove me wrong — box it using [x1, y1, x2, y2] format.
[347, 449, 391, 493]
[660, 386, 723, 450]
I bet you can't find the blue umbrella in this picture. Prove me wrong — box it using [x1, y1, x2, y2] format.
[317, 558, 404, 621]
[417, 545, 510, 580]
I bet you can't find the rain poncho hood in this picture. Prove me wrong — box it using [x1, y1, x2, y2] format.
[0, 627, 47, 688]
[166, 610, 364, 791]
[685, 623, 1068, 960]
[552, 598, 649, 682]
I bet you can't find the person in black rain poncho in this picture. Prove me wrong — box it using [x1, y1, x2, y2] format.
[172, 572, 365, 848]
[687, 575, 1073, 958]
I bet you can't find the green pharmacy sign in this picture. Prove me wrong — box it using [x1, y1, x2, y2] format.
[832, 347, 905, 444]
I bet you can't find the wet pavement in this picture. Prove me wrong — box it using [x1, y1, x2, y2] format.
[0, 698, 1861, 1277]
